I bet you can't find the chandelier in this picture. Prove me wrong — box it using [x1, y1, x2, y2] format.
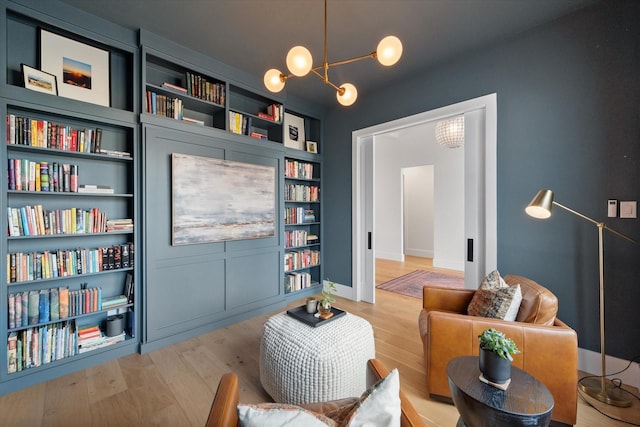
[263, 0, 402, 106]
[435, 116, 465, 148]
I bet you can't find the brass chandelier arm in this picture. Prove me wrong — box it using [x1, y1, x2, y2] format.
[309, 68, 343, 93]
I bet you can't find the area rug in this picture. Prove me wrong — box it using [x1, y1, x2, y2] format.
[376, 270, 464, 299]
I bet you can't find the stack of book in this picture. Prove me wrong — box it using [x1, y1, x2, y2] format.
[77, 325, 125, 354]
[106, 218, 133, 232]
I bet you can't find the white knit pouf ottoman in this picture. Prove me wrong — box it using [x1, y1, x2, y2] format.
[259, 311, 376, 404]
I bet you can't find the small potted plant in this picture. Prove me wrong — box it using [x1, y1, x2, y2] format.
[317, 280, 336, 317]
[478, 328, 520, 384]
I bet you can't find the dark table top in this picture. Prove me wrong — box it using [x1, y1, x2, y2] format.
[447, 356, 554, 422]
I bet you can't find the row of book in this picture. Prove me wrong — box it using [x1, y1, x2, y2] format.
[229, 111, 269, 139]
[258, 103, 284, 122]
[7, 205, 108, 237]
[285, 272, 314, 294]
[284, 229, 319, 248]
[284, 249, 320, 272]
[7, 285, 119, 329]
[146, 90, 183, 120]
[184, 73, 226, 105]
[8, 159, 78, 193]
[7, 243, 134, 283]
[7, 321, 76, 373]
[284, 159, 316, 180]
[285, 184, 320, 202]
[284, 207, 317, 225]
[6, 114, 103, 153]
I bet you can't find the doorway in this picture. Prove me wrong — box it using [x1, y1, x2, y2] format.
[351, 94, 497, 303]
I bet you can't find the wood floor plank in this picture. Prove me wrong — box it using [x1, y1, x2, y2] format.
[0, 255, 636, 426]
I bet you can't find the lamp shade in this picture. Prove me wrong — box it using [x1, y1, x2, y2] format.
[526, 189, 554, 219]
[435, 116, 464, 148]
[376, 36, 403, 66]
[286, 46, 313, 76]
[337, 83, 358, 106]
[264, 68, 285, 92]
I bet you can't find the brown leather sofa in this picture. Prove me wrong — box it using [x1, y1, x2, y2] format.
[418, 274, 578, 426]
[205, 358, 427, 427]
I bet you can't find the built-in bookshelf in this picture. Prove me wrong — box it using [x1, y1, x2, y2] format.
[143, 52, 227, 129]
[4, 105, 137, 379]
[141, 35, 284, 144]
[2, 1, 139, 392]
[284, 155, 322, 294]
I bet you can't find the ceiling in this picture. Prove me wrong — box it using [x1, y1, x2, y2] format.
[60, 0, 597, 108]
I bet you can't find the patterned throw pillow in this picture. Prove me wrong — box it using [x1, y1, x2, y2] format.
[237, 403, 337, 426]
[467, 270, 523, 321]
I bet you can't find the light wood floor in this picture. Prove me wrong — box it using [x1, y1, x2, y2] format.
[0, 256, 634, 426]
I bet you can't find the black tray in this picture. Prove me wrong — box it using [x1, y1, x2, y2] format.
[286, 305, 346, 327]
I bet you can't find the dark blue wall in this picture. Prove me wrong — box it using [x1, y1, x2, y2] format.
[322, 0, 640, 359]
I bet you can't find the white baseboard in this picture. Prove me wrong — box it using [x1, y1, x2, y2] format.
[404, 248, 433, 258]
[578, 347, 640, 389]
[433, 257, 464, 272]
[375, 251, 404, 262]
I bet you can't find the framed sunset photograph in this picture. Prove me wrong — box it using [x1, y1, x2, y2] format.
[40, 29, 110, 106]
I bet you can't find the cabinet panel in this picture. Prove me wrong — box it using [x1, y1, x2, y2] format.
[227, 251, 281, 309]
[145, 256, 225, 341]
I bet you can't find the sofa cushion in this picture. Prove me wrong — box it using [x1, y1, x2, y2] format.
[504, 275, 558, 325]
[467, 270, 523, 321]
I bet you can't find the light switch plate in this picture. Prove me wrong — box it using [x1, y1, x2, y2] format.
[619, 201, 637, 218]
[608, 199, 618, 217]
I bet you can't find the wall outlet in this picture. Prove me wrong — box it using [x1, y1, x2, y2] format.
[620, 201, 637, 219]
[608, 199, 618, 218]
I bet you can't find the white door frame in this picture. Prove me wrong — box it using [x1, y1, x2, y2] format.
[350, 94, 498, 302]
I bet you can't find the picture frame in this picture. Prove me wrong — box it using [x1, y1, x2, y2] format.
[306, 140, 318, 154]
[283, 112, 306, 150]
[40, 29, 110, 107]
[21, 64, 57, 95]
[171, 153, 276, 245]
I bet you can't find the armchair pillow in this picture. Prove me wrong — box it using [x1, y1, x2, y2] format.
[467, 270, 523, 321]
[237, 368, 401, 427]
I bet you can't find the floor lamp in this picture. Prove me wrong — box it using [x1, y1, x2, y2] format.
[526, 189, 636, 408]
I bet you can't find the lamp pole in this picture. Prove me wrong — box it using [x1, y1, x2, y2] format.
[527, 191, 635, 407]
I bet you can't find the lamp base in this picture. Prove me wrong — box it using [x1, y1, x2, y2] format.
[578, 377, 632, 407]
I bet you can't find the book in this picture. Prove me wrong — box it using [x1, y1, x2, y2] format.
[78, 184, 114, 194]
[162, 82, 187, 93]
[7, 333, 17, 373]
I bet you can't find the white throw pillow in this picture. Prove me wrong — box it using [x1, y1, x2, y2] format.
[344, 368, 401, 427]
[237, 403, 336, 427]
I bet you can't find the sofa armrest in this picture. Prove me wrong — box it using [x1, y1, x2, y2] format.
[206, 372, 239, 427]
[422, 286, 475, 312]
[367, 359, 426, 427]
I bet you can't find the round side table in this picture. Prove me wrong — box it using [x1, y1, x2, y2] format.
[447, 356, 554, 427]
